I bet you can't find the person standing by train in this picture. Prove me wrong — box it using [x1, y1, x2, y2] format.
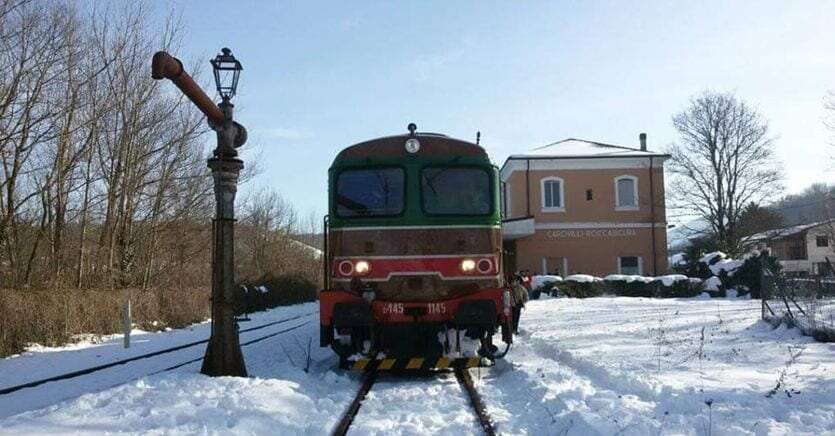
[511, 273, 529, 334]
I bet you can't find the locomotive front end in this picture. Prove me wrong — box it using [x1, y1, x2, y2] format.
[319, 129, 512, 370]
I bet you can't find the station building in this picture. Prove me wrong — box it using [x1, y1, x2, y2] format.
[500, 134, 670, 277]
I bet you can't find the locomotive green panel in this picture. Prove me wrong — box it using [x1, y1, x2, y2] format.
[328, 154, 501, 229]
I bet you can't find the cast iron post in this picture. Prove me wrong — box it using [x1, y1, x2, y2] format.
[201, 99, 247, 377]
[151, 49, 248, 377]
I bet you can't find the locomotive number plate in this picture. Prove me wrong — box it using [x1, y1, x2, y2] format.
[382, 303, 404, 315]
[428, 303, 447, 315]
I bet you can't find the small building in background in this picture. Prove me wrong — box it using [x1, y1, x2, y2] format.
[500, 134, 670, 277]
[750, 221, 834, 276]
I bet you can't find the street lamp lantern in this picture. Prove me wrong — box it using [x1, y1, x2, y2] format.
[210, 47, 243, 101]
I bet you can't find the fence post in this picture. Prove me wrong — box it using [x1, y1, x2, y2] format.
[760, 247, 767, 320]
[810, 276, 820, 330]
[123, 288, 131, 348]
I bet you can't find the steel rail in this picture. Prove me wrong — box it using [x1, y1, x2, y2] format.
[332, 370, 377, 436]
[0, 311, 316, 396]
[152, 320, 313, 374]
[455, 368, 497, 436]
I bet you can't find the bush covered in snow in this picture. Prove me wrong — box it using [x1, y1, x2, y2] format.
[600, 274, 702, 298]
[602, 275, 655, 297]
[560, 275, 604, 298]
[698, 250, 781, 298]
[653, 274, 701, 298]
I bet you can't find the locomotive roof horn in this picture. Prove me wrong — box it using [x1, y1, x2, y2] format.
[405, 123, 420, 154]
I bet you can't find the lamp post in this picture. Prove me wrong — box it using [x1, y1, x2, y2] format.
[151, 47, 248, 377]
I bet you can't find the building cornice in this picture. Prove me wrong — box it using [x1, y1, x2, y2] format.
[500, 155, 668, 182]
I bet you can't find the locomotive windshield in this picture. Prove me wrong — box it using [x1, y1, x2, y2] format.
[421, 167, 491, 215]
[336, 167, 404, 217]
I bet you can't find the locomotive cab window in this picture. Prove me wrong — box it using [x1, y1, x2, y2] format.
[421, 167, 491, 215]
[336, 167, 404, 217]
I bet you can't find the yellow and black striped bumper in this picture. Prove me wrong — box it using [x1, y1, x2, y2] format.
[350, 356, 485, 371]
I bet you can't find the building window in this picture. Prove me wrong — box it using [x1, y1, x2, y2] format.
[614, 175, 638, 210]
[816, 236, 829, 247]
[618, 256, 641, 275]
[586, 189, 593, 201]
[787, 242, 806, 260]
[540, 177, 565, 212]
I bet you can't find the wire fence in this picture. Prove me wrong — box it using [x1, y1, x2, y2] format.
[762, 275, 835, 342]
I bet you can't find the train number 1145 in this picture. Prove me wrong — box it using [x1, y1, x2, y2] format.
[427, 303, 446, 315]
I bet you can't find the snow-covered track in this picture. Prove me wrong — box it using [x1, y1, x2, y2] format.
[332, 368, 497, 435]
[0, 311, 316, 396]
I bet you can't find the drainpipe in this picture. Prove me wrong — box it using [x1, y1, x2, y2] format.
[649, 155, 657, 276]
[526, 159, 531, 217]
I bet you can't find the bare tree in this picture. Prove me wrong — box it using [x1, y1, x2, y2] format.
[668, 91, 783, 254]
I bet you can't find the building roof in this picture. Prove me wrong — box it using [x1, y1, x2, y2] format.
[508, 138, 670, 160]
[747, 220, 833, 242]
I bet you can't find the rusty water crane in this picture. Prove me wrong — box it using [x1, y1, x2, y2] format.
[152, 48, 248, 377]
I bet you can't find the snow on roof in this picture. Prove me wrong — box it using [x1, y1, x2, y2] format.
[508, 138, 669, 159]
[289, 239, 323, 257]
[747, 220, 832, 242]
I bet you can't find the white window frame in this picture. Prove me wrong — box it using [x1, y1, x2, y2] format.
[617, 256, 643, 275]
[614, 175, 639, 211]
[540, 176, 565, 212]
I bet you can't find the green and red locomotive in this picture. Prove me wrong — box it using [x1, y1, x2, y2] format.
[319, 125, 513, 370]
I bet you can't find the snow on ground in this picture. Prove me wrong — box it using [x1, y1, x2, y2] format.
[0, 303, 320, 420]
[349, 373, 479, 435]
[480, 297, 835, 435]
[1, 298, 834, 435]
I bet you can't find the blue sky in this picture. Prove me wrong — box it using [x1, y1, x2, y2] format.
[165, 1, 835, 220]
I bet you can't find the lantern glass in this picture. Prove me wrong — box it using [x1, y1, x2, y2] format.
[210, 48, 243, 100]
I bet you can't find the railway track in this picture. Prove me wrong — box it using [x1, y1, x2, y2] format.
[0, 311, 316, 396]
[332, 367, 497, 436]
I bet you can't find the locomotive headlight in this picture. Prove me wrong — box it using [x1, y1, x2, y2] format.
[354, 260, 371, 275]
[404, 138, 421, 154]
[460, 259, 476, 273]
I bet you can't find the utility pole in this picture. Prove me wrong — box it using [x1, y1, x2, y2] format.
[151, 48, 248, 377]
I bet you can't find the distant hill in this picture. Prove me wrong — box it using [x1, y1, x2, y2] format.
[769, 183, 834, 226]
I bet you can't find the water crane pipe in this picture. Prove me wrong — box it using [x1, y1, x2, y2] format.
[151, 51, 225, 126]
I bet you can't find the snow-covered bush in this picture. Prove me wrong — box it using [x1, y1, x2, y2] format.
[698, 250, 781, 298]
[603, 275, 655, 297]
[561, 274, 603, 298]
[601, 274, 702, 298]
[653, 274, 702, 298]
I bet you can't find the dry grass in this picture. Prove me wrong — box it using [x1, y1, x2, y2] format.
[0, 288, 210, 357]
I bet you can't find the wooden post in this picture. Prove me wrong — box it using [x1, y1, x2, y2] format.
[123, 288, 131, 348]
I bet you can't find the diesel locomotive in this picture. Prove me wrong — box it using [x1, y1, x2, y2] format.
[319, 125, 513, 370]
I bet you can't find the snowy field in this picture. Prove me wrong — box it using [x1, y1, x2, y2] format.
[1, 297, 833, 435]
